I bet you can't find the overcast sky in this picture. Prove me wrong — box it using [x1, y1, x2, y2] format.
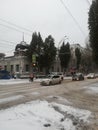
[0, 0, 91, 55]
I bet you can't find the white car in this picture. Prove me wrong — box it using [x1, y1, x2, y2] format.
[57, 72, 64, 80]
[50, 72, 64, 80]
[40, 75, 62, 86]
[86, 73, 95, 79]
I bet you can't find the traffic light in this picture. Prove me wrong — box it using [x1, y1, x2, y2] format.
[32, 63, 36, 67]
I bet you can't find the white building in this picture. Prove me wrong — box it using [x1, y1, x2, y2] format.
[0, 40, 30, 78]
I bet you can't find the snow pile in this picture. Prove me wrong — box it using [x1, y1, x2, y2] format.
[0, 100, 92, 130]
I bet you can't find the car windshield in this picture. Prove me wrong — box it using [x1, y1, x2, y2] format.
[58, 73, 62, 75]
[45, 75, 53, 78]
[75, 73, 82, 76]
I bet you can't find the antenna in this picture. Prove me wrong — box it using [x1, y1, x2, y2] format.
[23, 32, 24, 42]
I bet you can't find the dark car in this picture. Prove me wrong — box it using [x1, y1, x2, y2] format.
[72, 73, 84, 81]
[0, 70, 10, 79]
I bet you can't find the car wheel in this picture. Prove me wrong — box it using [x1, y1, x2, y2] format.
[49, 81, 52, 85]
[61, 77, 63, 80]
[59, 80, 61, 84]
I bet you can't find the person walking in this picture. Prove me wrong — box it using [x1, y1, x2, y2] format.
[29, 73, 34, 82]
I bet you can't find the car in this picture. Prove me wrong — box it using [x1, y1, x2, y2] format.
[86, 73, 95, 79]
[72, 73, 84, 81]
[50, 72, 64, 80]
[40, 75, 62, 86]
[57, 72, 64, 80]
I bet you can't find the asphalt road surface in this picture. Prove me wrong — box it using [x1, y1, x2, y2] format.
[0, 78, 98, 129]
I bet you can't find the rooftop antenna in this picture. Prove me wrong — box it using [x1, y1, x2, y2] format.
[23, 32, 24, 42]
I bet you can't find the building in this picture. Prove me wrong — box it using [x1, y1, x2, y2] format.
[0, 40, 30, 78]
[0, 40, 87, 78]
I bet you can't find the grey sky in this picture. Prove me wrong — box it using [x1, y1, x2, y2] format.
[0, 0, 91, 55]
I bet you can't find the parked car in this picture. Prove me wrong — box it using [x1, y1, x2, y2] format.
[40, 75, 62, 86]
[72, 73, 84, 81]
[0, 70, 10, 79]
[86, 73, 95, 79]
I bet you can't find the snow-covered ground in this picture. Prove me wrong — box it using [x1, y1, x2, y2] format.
[0, 79, 30, 85]
[0, 78, 96, 129]
[0, 100, 91, 130]
[84, 83, 98, 94]
[0, 77, 72, 85]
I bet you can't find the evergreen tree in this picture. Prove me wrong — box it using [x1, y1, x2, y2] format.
[59, 42, 71, 71]
[27, 32, 43, 69]
[0, 53, 5, 58]
[75, 48, 81, 70]
[42, 35, 56, 73]
[88, 0, 98, 65]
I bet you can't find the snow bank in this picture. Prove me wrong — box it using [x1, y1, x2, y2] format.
[0, 100, 92, 130]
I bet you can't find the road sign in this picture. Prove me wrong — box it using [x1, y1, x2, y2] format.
[32, 54, 36, 63]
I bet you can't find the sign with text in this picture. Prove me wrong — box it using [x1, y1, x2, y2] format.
[32, 54, 36, 63]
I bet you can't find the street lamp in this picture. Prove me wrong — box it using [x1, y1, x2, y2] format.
[57, 36, 69, 59]
[56, 36, 69, 72]
[57, 36, 69, 49]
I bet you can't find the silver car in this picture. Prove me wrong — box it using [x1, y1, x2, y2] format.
[40, 75, 62, 86]
[86, 73, 95, 79]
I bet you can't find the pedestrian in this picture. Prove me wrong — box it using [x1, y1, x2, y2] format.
[29, 73, 34, 82]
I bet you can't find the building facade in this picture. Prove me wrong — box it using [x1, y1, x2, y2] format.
[0, 41, 85, 78]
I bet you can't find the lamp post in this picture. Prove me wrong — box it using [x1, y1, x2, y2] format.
[58, 36, 68, 49]
[56, 36, 69, 72]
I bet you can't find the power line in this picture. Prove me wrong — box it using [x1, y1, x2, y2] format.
[0, 18, 33, 33]
[0, 23, 31, 37]
[85, 0, 91, 5]
[0, 44, 14, 48]
[0, 49, 14, 55]
[60, 0, 86, 37]
[0, 39, 17, 45]
[5, 49, 15, 53]
[0, 44, 14, 49]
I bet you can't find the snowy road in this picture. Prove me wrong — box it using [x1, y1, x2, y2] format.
[0, 78, 98, 129]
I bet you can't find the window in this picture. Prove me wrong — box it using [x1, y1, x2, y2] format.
[16, 64, 19, 72]
[51, 66, 54, 72]
[11, 65, 14, 72]
[4, 65, 7, 70]
[25, 64, 29, 72]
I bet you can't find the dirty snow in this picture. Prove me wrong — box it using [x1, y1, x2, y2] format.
[47, 95, 72, 105]
[0, 79, 30, 85]
[0, 76, 72, 85]
[0, 100, 92, 130]
[84, 83, 98, 94]
[31, 92, 40, 95]
[0, 95, 24, 104]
